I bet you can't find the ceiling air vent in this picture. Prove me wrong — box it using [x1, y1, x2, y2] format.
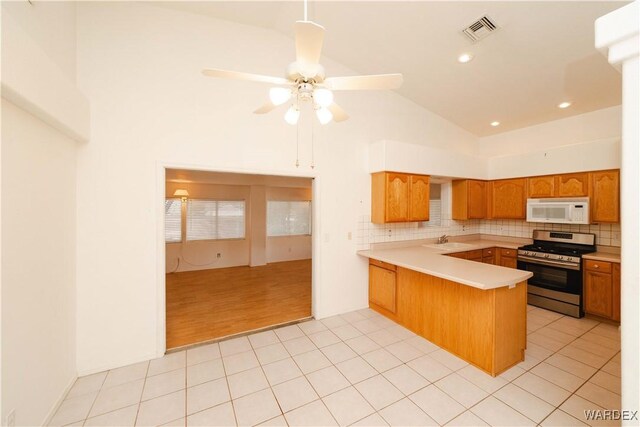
[462, 16, 498, 42]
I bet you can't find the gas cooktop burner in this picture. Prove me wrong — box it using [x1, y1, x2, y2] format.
[518, 244, 593, 256]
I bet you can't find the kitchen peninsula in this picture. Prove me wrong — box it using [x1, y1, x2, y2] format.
[358, 240, 533, 376]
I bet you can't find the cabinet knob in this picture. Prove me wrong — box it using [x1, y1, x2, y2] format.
[594, 264, 599, 269]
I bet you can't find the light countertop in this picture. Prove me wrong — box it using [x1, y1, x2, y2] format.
[358, 240, 533, 290]
[583, 251, 621, 263]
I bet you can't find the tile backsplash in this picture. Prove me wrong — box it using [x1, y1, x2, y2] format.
[356, 216, 620, 250]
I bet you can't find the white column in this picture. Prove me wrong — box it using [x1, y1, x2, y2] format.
[595, 1, 640, 420]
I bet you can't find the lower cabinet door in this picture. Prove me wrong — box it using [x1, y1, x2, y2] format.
[369, 265, 397, 313]
[584, 271, 613, 318]
[500, 257, 517, 269]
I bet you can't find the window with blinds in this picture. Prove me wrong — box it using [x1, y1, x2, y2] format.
[186, 200, 245, 241]
[165, 199, 182, 243]
[267, 201, 312, 236]
[425, 200, 442, 226]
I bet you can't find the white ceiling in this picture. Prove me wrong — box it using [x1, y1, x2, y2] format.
[158, 1, 623, 137]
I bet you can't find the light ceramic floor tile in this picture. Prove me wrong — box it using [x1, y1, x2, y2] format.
[227, 367, 269, 399]
[272, 376, 319, 412]
[470, 396, 535, 427]
[282, 336, 317, 356]
[341, 311, 367, 324]
[298, 320, 328, 335]
[445, 411, 489, 426]
[322, 386, 375, 426]
[320, 342, 357, 364]
[407, 355, 452, 383]
[352, 319, 383, 335]
[219, 336, 252, 357]
[223, 350, 260, 375]
[142, 368, 186, 401]
[335, 357, 378, 384]
[589, 370, 621, 395]
[103, 361, 149, 389]
[274, 325, 305, 342]
[293, 349, 332, 374]
[535, 326, 577, 345]
[354, 375, 403, 411]
[530, 362, 585, 392]
[248, 331, 280, 349]
[513, 373, 571, 406]
[559, 395, 608, 426]
[257, 415, 287, 426]
[493, 383, 554, 423]
[232, 389, 282, 427]
[49, 392, 98, 426]
[255, 343, 290, 365]
[355, 308, 379, 319]
[361, 348, 403, 373]
[187, 359, 225, 387]
[83, 404, 138, 427]
[429, 349, 468, 371]
[580, 332, 620, 350]
[559, 345, 610, 368]
[320, 315, 348, 329]
[284, 400, 337, 426]
[516, 354, 542, 371]
[576, 382, 621, 410]
[351, 412, 389, 426]
[372, 316, 397, 329]
[136, 390, 185, 427]
[367, 329, 403, 347]
[382, 364, 430, 395]
[590, 324, 621, 341]
[601, 359, 621, 377]
[263, 358, 303, 386]
[186, 402, 236, 427]
[385, 324, 415, 340]
[404, 336, 440, 354]
[187, 377, 231, 415]
[378, 398, 437, 426]
[306, 366, 350, 397]
[384, 341, 424, 363]
[498, 365, 526, 382]
[67, 372, 107, 399]
[544, 353, 598, 380]
[539, 409, 587, 427]
[528, 332, 566, 352]
[308, 330, 341, 348]
[344, 335, 381, 355]
[525, 342, 555, 361]
[409, 384, 465, 425]
[331, 324, 363, 341]
[456, 365, 508, 394]
[187, 343, 221, 366]
[161, 417, 186, 427]
[90, 379, 144, 418]
[571, 338, 619, 359]
[435, 373, 488, 408]
[149, 352, 186, 377]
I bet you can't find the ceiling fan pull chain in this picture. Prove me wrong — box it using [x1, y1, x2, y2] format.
[296, 119, 300, 168]
[310, 117, 315, 169]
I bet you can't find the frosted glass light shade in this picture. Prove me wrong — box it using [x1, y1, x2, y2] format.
[284, 106, 300, 125]
[316, 107, 333, 125]
[269, 87, 292, 106]
[313, 88, 334, 107]
[173, 189, 189, 197]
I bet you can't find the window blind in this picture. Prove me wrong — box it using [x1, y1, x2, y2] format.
[267, 201, 312, 236]
[165, 199, 182, 243]
[186, 200, 245, 241]
[424, 200, 442, 227]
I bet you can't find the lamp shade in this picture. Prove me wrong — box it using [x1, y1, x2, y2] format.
[173, 189, 189, 198]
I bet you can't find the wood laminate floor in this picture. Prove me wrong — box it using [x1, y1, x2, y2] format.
[166, 259, 311, 349]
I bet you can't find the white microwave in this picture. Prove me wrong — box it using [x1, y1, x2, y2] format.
[526, 197, 590, 224]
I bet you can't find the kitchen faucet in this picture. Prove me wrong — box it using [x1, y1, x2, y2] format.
[437, 234, 449, 244]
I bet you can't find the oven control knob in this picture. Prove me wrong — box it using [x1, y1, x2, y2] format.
[558, 256, 565, 261]
[544, 254, 550, 258]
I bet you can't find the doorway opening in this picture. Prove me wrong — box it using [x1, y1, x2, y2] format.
[164, 169, 313, 350]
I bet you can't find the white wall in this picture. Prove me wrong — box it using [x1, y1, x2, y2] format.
[1, 100, 78, 426]
[74, 2, 477, 374]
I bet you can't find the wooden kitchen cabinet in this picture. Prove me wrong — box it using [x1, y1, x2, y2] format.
[584, 259, 620, 322]
[482, 247, 496, 264]
[371, 172, 429, 223]
[452, 180, 486, 220]
[466, 249, 483, 262]
[527, 176, 555, 198]
[369, 260, 397, 314]
[590, 170, 620, 223]
[557, 173, 590, 197]
[487, 179, 527, 219]
[497, 248, 518, 269]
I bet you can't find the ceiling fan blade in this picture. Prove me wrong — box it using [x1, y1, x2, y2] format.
[202, 68, 290, 86]
[324, 74, 403, 91]
[294, 21, 325, 65]
[254, 101, 277, 115]
[328, 103, 349, 122]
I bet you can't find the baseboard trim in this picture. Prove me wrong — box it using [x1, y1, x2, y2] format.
[41, 375, 77, 427]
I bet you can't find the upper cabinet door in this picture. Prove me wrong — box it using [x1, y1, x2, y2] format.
[527, 176, 555, 198]
[489, 178, 527, 219]
[467, 180, 486, 219]
[591, 170, 620, 223]
[385, 173, 410, 222]
[557, 173, 589, 197]
[408, 175, 430, 221]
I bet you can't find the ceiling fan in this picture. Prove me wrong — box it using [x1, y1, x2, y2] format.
[202, 16, 403, 125]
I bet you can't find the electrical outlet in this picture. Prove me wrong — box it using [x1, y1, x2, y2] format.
[216, 253, 221, 258]
[6, 409, 16, 427]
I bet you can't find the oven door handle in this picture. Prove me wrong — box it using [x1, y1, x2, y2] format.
[517, 255, 581, 271]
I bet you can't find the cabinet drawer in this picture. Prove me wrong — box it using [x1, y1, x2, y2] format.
[369, 259, 397, 272]
[467, 250, 483, 260]
[585, 260, 612, 273]
[499, 248, 516, 258]
[447, 252, 468, 259]
[482, 248, 495, 257]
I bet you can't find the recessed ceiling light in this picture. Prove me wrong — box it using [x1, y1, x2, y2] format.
[458, 53, 474, 63]
[558, 101, 572, 109]
[491, 121, 500, 127]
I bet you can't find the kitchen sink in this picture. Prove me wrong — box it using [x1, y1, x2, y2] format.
[422, 242, 474, 250]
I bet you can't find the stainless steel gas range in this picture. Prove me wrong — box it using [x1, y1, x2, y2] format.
[517, 230, 596, 318]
